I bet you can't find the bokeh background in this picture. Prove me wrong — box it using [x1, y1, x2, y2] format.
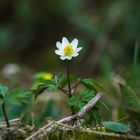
[0, 0, 140, 121]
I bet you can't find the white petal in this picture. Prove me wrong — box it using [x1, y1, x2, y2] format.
[75, 47, 82, 52]
[62, 37, 69, 46]
[72, 52, 79, 57]
[56, 41, 62, 49]
[71, 39, 78, 48]
[60, 56, 66, 60]
[55, 50, 63, 56]
[66, 56, 72, 60]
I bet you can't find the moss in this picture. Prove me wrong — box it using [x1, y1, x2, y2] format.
[1, 125, 140, 140]
[41, 129, 140, 140]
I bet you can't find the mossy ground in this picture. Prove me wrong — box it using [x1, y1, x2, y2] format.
[1, 125, 140, 140]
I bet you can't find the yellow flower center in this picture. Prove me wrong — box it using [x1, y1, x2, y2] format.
[43, 73, 53, 80]
[64, 45, 74, 56]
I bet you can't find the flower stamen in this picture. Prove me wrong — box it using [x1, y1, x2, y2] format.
[64, 45, 74, 57]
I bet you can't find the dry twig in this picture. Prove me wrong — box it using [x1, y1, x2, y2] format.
[46, 92, 102, 132]
[26, 92, 102, 140]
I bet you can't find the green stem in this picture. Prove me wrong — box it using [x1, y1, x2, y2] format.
[66, 60, 75, 115]
[66, 61, 72, 97]
[2, 103, 10, 128]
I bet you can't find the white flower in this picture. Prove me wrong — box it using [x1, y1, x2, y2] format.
[55, 37, 82, 60]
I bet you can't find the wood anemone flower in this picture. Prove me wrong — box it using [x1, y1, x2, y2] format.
[55, 37, 82, 60]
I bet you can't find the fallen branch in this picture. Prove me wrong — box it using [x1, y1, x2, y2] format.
[47, 92, 102, 132]
[0, 118, 21, 129]
[25, 122, 54, 140]
[26, 92, 102, 139]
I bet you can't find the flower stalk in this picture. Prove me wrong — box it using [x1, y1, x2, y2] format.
[66, 61, 75, 115]
[66, 61, 72, 97]
[55, 37, 83, 115]
[1, 103, 10, 128]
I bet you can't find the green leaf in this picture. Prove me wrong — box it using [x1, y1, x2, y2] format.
[5, 96, 21, 105]
[36, 100, 59, 126]
[77, 101, 85, 109]
[82, 79, 106, 92]
[0, 84, 8, 98]
[80, 90, 95, 102]
[68, 96, 85, 111]
[57, 74, 77, 88]
[47, 85, 58, 91]
[33, 80, 58, 98]
[102, 121, 130, 133]
[89, 109, 100, 123]
[119, 83, 140, 111]
[0, 98, 4, 106]
[67, 96, 80, 106]
[82, 79, 94, 89]
[5, 88, 31, 105]
[32, 74, 56, 90]
[33, 84, 48, 98]
[119, 83, 140, 135]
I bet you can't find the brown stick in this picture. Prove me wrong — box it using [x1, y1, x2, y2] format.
[47, 92, 102, 131]
[26, 92, 102, 139]
[25, 122, 54, 140]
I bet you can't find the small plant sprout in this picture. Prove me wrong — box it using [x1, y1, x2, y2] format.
[0, 84, 31, 128]
[33, 37, 103, 123]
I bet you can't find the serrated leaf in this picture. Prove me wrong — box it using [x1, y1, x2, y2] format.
[82, 79, 106, 92]
[80, 90, 95, 102]
[6, 88, 31, 105]
[58, 74, 77, 88]
[33, 84, 48, 98]
[89, 109, 100, 122]
[68, 96, 80, 106]
[82, 79, 94, 89]
[0, 84, 8, 98]
[47, 85, 58, 91]
[5, 96, 21, 105]
[102, 121, 130, 133]
[77, 101, 85, 109]
[32, 76, 56, 90]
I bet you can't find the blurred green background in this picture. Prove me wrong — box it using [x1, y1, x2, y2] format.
[0, 0, 140, 122]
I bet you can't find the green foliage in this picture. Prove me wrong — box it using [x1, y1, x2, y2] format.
[68, 96, 85, 110]
[0, 84, 31, 106]
[81, 79, 106, 92]
[32, 74, 77, 98]
[33, 73, 105, 125]
[119, 83, 140, 135]
[36, 100, 59, 126]
[128, 40, 139, 86]
[102, 121, 130, 133]
[33, 79, 58, 98]
[80, 90, 95, 102]
[119, 83, 140, 111]
[67, 78, 106, 124]
[0, 83, 31, 124]
[6, 88, 31, 105]
[0, 84, 8, 101]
